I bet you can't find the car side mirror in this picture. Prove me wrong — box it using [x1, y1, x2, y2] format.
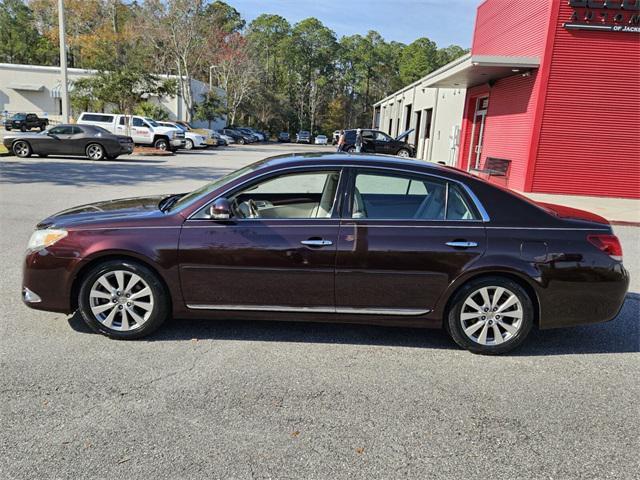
[208, 197, 231, 220]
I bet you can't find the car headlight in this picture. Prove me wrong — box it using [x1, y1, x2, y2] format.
[27, 228, 67, 251]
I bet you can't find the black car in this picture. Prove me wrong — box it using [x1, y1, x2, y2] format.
[219, 128, 254, 145]
[4, 124, 134, 160]
[4, 113, 49, 132]
[343, 128, 415, 157]
[278, 132, 290, 142]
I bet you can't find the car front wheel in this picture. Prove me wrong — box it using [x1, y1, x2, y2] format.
[184, 139, 194, 150]
[86, 143, 105, 160]
[154, 138, 169, 150]
[396, 148, 410, 158]
[78, 260, 169, 339]
[13, 140, 32, 158]
[446, 277, 534, 355]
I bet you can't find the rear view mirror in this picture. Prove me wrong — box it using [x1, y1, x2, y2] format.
[208, 197, 231, 220]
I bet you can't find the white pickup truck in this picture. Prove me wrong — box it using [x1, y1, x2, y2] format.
[77, 113, 186, 151]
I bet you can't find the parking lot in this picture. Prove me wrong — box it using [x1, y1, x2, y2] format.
[1, 144, 638, 479]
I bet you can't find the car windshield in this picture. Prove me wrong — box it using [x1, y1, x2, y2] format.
[12, 114, 26, 120]
[166, 162, 263, 212]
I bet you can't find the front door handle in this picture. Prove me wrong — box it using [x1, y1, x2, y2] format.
[301, 239, 333, 247]
[445, 241, 478, 248]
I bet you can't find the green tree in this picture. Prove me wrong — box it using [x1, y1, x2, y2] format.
[134, 101, 171, 121]
[204, 1, 245, 34]
[0, 0, 56, 64]
[193, 93, 225, 129]
[399, 37, 439, 85]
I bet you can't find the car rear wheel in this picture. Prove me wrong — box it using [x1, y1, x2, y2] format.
[78, 260, 169, 339]
[446, 277, 534, 355]
[86, 143, 105, 160]
[184, 139, 194, 150]
[20, 125, 26, 132]
[12, 140, 32, 158]
[238, 138, 245, 145]
[397, 148, 410, 158]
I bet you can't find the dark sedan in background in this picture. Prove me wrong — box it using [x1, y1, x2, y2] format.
[4, 124, 134, 160]
[344, 128, 416, 157]
[21, 153, 628, 354]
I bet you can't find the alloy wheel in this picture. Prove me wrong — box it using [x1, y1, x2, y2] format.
[89, 270, 155, 331]
[397, 149, 410, 158]
[13, 141, 30, 157]
[86, 144, 104, 160]
[459, 286, 523, 346]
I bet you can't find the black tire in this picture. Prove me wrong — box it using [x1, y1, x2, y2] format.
[85, 143, 106, 160]
[78, 259, 170, 340]
[40, 125, 46, 132]
[20, 125, 27, 132]
[184, 139, 194, 150]
[396, 148, 410, 158]
[446, 276, 534, 355]
[154, 137, 169, 150]
[238, 138, 245, 145]
[5, 126, 11, 131]
[12, 140, 32, 158]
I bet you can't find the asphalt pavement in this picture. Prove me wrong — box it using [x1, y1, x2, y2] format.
[0, 144, 638, 479]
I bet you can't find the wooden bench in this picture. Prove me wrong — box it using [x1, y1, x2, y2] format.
[471, 157, 511, 178]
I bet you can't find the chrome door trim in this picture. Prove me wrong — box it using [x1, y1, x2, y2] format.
[186, 304, 430, 316]
[445, 241, 479, 248]
[300, 239, 333, 246]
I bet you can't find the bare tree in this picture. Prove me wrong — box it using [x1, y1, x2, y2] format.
[209, 33, 257, 125]
[137, 0, 209, 121]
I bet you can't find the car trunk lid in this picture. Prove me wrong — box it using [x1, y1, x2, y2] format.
[535, 201, 610, 225]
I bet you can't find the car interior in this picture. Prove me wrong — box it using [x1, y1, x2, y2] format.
[230, 171, 340, 219]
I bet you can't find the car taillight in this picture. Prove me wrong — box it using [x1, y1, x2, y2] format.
[587, 234, 623, 262]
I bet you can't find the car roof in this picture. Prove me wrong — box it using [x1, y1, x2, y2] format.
[252, 152, 475, 179]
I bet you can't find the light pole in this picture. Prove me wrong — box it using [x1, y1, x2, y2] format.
[57, 0, 69, 123]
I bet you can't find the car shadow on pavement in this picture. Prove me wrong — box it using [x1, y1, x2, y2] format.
[0, 159, 233, 186]
[67, 293, 639, 355]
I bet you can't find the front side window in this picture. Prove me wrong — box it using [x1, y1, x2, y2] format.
[228, 170, 341, 219]
[351, 171, 477, 221]
[132, 118, 146, 127]
[49, 126, 73, 135]
[375, 132, 391, 142]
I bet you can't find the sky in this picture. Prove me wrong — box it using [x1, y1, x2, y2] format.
[229, 0, 478, 48]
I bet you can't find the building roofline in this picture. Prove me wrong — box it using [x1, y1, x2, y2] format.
[373, 53, 471, 107]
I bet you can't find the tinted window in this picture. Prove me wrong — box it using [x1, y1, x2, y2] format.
[119, 117, 127, 125]
[132, 118, 146, 127]
[49, 126, 74, 135]
[352, 171, 477, 221]
[374, 132, 391, 142]
[13, 114, 26, 120]
[81, 113, 114, 123]
[71, 126, 83, 134]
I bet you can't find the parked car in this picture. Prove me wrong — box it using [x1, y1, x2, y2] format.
[174, 121, 218, 146]
[211, 131, 227, 146]
[4, 124, 133, 160]
[343, 128, 415, 157]
[220, 128, 254, 145]
[278, 132, 290, 143]
[156, 121, 208, 150]
[296, 130, 311, 143]
[4, 113, 49, 132]
[77, 112, 185, 151]
[215, 131, 235, 144]
[314, 134, 328, 145]
[21, 153, 628, 354]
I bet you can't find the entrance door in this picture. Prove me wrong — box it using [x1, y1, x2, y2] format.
[467, 97, 488, 170]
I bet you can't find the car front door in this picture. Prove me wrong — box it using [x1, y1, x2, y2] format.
[335, 168, 487, 315]
[43, 125, 74, 155]
[372, 131, 395, 154]
[130, 117, 153, 145]
[178, 168, 345, 311]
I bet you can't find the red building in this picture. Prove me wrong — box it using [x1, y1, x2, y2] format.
[432, 0, 640, 198]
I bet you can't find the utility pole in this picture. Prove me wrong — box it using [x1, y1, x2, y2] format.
[58, 0, 69, 123]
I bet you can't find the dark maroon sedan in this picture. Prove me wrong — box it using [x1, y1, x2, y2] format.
[22, 153, 629, 354]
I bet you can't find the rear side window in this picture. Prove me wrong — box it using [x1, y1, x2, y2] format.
[351, 171, 479, 221]
[81, 113, 114, 123]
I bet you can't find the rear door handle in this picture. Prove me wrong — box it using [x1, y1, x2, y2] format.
[445, 241, 478, 248]
[301, 239, 333, 247]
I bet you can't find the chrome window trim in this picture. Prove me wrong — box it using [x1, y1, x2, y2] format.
[186, 304, 430, 316]
[187, 163, 491, 222]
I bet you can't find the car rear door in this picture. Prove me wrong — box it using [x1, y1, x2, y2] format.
[335, 167, 487, 315]
[178, 167, 345, 312]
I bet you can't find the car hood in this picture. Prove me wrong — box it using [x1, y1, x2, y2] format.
[37, 195, 169, 229]
[395, 128, 414, 142]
